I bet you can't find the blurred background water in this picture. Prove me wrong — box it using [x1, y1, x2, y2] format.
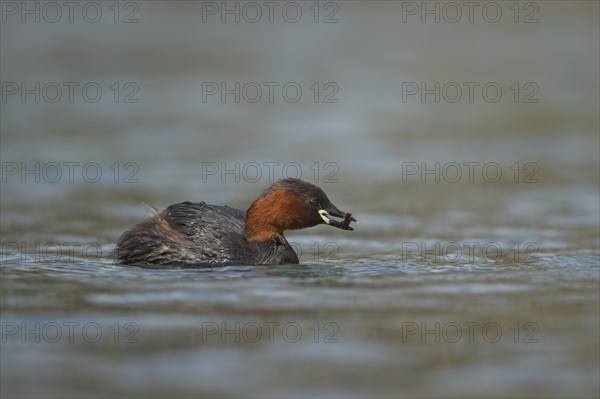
[1, 1, 599, 398]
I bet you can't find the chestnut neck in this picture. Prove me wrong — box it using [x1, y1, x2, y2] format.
[244, 188, 310, 243]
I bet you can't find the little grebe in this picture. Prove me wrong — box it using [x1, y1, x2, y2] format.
[115, 178, 356, 266]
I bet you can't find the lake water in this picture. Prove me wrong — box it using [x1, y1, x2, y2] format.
[1, 1, 599, 398]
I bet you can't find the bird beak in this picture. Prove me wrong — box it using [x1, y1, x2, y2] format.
[318, 205, 356, 231]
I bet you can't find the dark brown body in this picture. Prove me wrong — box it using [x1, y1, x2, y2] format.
[115, 201, 298, 266]
[114, 179, 355, 267]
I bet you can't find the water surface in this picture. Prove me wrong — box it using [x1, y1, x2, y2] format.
[1, 2, 599, 398]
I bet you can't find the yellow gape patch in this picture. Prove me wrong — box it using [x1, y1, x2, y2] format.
[318, 209, 331, 224]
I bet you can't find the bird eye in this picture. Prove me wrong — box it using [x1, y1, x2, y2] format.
[309, 199, 318, 207]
